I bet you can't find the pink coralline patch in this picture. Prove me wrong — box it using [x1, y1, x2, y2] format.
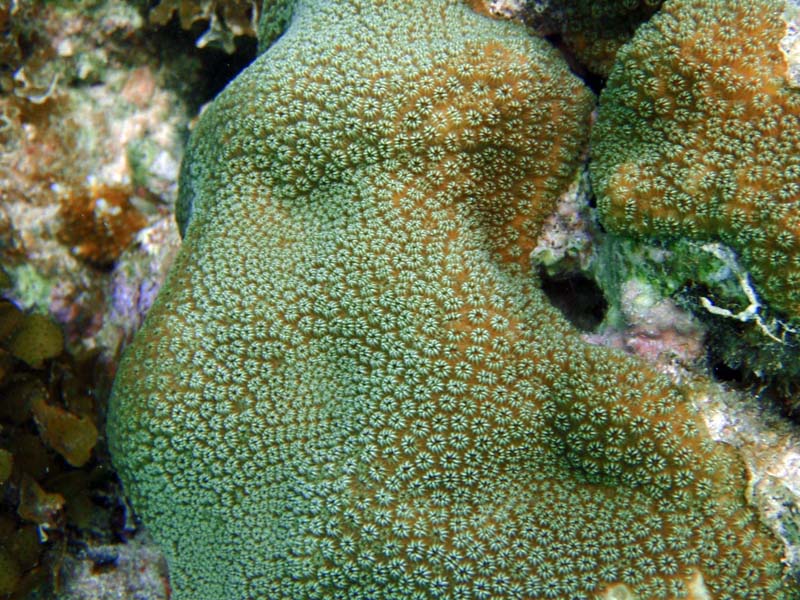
[623, 326, 704, 364]
[619, 279, 705, 362]
[585, 279, 705, 367]
[121, 67, 158, 109]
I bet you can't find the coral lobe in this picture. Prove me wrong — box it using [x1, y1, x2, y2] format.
[109, 0, 794, 598]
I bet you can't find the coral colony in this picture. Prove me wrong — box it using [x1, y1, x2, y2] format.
[109, 1, 799, 598]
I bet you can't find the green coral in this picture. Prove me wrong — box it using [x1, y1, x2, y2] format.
[258, 0, 295, 51]
[591, 0, 800, 323]
[109, 0, 794, 598]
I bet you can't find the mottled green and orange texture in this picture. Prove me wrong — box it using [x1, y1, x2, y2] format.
[591, 0, 800, 321]
[108, 0, 793, 598]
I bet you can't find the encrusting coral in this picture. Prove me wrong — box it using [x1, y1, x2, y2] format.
[108, 0, 795, 598]
[591, 0, 800, 323]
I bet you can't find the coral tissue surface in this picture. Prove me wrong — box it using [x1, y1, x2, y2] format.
[108, 0, 795, 598]
[592, 0, 800, 322]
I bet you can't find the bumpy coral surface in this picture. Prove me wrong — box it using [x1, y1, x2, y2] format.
[591, 0, 800, 322]
[109, 0, 793, 598]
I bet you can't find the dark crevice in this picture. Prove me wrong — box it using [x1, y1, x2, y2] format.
[544, 33, 606, 95]
[145, 11, 258, 112]
[196, 36, 258, 103]
[539, 270, 608, 332]
[709, 359, 744, 384]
